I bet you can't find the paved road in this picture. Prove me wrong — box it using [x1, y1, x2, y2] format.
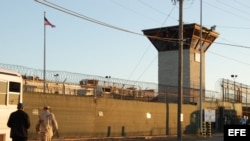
[29, 133, 223, 141]
[77, 135, 223, 141]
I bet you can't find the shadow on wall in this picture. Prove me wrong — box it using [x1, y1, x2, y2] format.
[184, 110, 200, 134]
[184, 108, 238, 134]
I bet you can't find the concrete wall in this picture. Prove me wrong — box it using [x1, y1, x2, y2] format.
[23, 92, 241, 139]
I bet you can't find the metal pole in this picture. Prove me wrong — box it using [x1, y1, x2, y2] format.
[246, 87, 248, 115]
[234, 79, 235, 100]
[199, 0, 203, 134]
[43, 11, 46, 94]
[177, 0, 183, 140]
[231, 75, 237, 101]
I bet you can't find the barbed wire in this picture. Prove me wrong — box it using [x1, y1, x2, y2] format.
[2, 63, 250, 104]
[0, 63, 157, 90]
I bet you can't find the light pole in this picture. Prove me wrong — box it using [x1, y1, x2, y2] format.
[105, 76, 111, 86]
[54, 74, 59, 84]
[199, 0, 203, 134]
[54, 73, 59, 94]
[231, 74, 238, 102]
[170, 0, 184, 139]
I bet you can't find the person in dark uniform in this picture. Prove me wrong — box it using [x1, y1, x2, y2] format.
[7, 103, 31, 141]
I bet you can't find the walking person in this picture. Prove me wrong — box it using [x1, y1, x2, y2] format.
[240, 115, 247, 125]
[36, 106, 58, 141]
[7, 103, 31, 141]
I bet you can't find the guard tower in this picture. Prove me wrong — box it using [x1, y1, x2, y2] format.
[142, 23, 219, 103]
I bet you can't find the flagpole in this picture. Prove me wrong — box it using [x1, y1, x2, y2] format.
[43, 11, 46, 94]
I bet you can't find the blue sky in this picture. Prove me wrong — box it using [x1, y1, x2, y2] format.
[1, 0, 250, 91]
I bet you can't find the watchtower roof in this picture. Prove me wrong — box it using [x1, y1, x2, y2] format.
[142, 23, 219, 52]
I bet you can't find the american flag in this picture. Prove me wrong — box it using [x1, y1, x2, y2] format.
[44, 17, 55, 28]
